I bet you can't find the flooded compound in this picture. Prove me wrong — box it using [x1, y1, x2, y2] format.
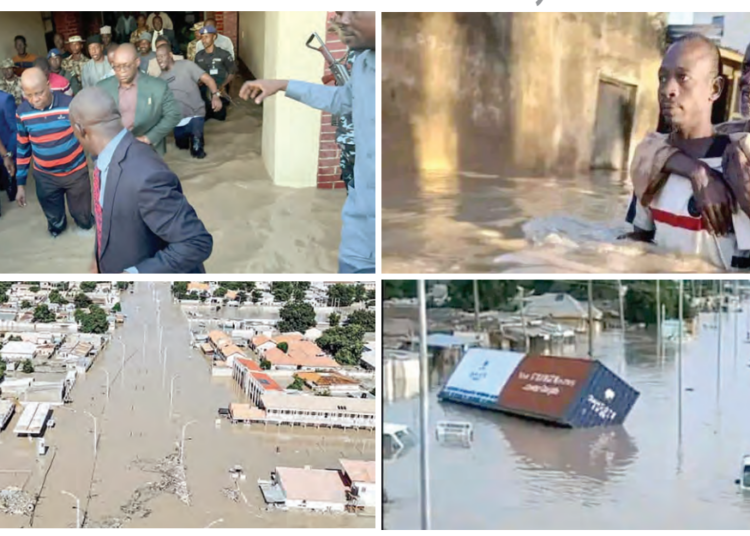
[0, 92, 343, 274]
[0, 283, 374, 529]
[384, 303, 750, 529]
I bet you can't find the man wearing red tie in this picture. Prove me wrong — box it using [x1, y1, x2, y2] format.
[68, 87, 213, 273]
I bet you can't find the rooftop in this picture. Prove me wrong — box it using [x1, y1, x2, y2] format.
[250, 372, 284, 392]
[264, 344, 340, 369]
[220, 343, 246, 358]
[296, 372, 360, 386]
[339, 459, 376, 483]
[276, 466, 347, 504]
[235, 357, 261, 371]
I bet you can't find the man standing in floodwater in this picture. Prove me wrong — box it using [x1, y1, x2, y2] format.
[631, 39, 750, 234]
[239, 11, 376, 274]
[69, 87, 213, 273]
[16, 68, 92, 237]
[624, 34, 750, 270]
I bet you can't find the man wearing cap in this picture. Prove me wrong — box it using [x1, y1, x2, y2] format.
[32, 57, 72, 96]
[12, 35, 37, 77]
[62, 36, 87, 84]
[151, 16, 178, 55]
[100, 26, 113, 48]
[186, 22, 204, 62]
[147, 37, 184, 78]
[130, 14, 150, 45]
[240, 12, 376, 274]
[97, 44, 181, 156]
[48, 49, 81, 95]
[0, 59, 23, 105]
[137, 33, 156, 72]
[52, 33, 71, 59]
[16, 68, 93, 237]
[156, 42, 222, 158]
[82, 35, 111, 88]
[0, 87, 18, 211]
[194, 25, 235, 122]
[195, 18, 235, 60]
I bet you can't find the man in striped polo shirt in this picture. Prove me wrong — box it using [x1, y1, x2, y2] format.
[16, 67, 92, 237]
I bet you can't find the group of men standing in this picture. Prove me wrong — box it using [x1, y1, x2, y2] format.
[0, 11, 375, 274]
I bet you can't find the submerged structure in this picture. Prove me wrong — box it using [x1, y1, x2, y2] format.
[438, 349, 639, 428]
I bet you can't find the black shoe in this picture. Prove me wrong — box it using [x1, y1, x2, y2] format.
[175, 135, 191, 151]
[191, 135, 206, 159]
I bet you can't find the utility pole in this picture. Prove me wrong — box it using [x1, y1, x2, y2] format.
[473, 280, 480, 332]
[518, 286, 528, 352]
[588, 280, 594, 359]
[417, 280, 431, 531]
[678, 280, 684, 437]
[656, 280, 661, 358]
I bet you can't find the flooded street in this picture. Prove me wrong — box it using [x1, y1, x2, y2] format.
[0, 283, 374, 528]
[384, 305, 750, 529]
[382, 170, 719, 274]
[0, 94, 343, 274]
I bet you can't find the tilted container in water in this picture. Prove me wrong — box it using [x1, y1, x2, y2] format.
[438, 350, 639, 428]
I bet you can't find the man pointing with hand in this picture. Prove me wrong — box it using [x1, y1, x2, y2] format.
[239, 11, 376, 274]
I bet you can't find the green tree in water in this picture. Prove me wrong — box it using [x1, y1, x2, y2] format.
[317, 325, 365, 365]
[22, 359, 34, 374]
[288, 375, 305, 390]
[80, 282, 97, 293]
[345, 310, 376, 332]
[79, 305, 110, 334]
[328, 312, 341, 327]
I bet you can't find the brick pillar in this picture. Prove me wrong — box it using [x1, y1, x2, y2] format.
[53, 12, 84, 43]
[213, 11, 239, 53]
[316, 12, 348, 189]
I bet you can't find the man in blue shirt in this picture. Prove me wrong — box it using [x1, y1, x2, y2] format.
[239, 12, 376, 274]
[0, 89, 17, 214]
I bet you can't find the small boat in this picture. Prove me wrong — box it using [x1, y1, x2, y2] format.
[0, 400, 16, 431]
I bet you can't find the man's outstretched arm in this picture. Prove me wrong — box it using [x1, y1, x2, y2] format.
[239, 78, 353, 117]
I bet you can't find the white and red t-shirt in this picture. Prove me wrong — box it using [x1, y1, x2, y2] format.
[626, 135, 750, 270]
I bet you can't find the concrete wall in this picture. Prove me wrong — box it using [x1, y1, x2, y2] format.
[0, 12, 47, 63]
[238, 12, 266, 77]
[382, 12, 666, 178]
[261, 11, 328, 188]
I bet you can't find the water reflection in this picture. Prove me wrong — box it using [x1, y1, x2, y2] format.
[384, 306, 750, 529]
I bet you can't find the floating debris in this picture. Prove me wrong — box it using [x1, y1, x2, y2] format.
[120, 448, 191, 518]
[221, 486, 241, 502]
[0, 486, 36, 516]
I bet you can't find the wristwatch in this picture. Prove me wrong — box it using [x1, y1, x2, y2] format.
[3, 152, 11, 159]
[213, 91, 222, 97]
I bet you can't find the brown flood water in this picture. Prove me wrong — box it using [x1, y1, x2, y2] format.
[0, 97, 343, 274]
[384, 304, 750, 529]
[0, 282, 374, 528]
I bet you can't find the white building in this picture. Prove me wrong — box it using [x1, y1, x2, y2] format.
[275, 466, 347, 512]
[0, 341, 37, 362]
[339, 459, 377, 508]
[258, 393, 376, 429]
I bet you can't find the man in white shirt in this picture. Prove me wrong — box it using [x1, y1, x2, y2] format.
[625, 34, 750, 270]
[147, 12, 173, 32]
[194, 17, 235, 60]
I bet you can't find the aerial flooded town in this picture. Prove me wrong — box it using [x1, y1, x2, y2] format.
[384, 280, 750, 530]
[0, 281, 377, 529]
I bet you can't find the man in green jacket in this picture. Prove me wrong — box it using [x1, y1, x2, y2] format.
[96, 43, 180, 155]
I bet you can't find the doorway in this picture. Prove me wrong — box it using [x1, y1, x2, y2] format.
[590, 77, 637, 171]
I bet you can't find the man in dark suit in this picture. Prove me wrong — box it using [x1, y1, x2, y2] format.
[69, 87, 213, 273]
[97, 43, 181, 155]
[0, 89, 17, 215]
[150, 15, 179, 54]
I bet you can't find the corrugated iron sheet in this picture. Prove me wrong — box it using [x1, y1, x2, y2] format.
[498, 355, 594, 422]
[438, 348, 525, 409]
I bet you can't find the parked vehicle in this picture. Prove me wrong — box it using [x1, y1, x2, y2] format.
[735, 455, 750, 490]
